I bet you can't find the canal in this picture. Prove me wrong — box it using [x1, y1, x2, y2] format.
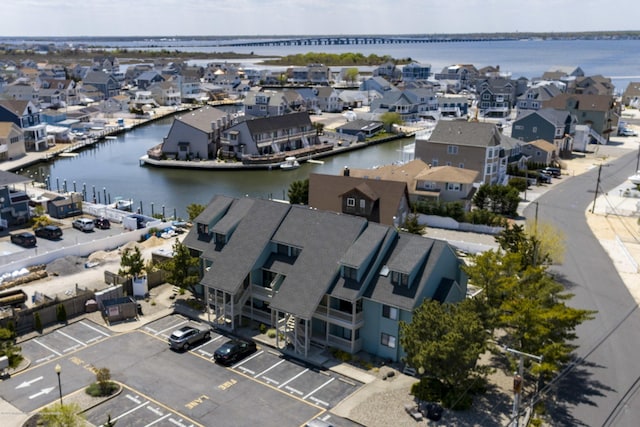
[18, 117, 415, 218]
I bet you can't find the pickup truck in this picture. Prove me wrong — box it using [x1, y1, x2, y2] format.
[168, 325, 211, 351]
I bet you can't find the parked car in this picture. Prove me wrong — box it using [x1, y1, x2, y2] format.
[541, 167, 561, 177]
[168, 325, 211, 351]
[214, 339, 257, 365]
[537, 171, 552, 184]
[94, 217, 111, 229]
[619, 128, 638, 137]
[10, 232, 37, 247]
[72, 217, 95, 232]
[34, 225, 63, 240]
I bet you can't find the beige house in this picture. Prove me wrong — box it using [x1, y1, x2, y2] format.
[521, 139, 558, 165]
[0, 122, 26, 162]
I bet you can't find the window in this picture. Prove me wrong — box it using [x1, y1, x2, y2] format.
[431, 159, 438, 167]
[447, 145, 458, 154]
[459, 163, 464, 168]
[343, 266, 357, 280]
[532, 126, 538, 133]
[346, 197, 355, 207]
[359, 199, 366, 210]
[381, 333, 396, 348]
[391, 271, 409, 287]
[382, 305, 398, 320]
[446, 182, 462, 191]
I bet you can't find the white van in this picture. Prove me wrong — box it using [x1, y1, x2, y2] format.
[72, 217, 95, 232]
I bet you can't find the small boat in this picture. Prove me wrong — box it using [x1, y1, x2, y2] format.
[628, 171, 640, 185]
[114, 197, 133, 211]
[280, 156, 300, 170]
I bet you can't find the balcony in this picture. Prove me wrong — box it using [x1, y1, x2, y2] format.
[314, 304, 363, 327]
[251, 284, 275, 301]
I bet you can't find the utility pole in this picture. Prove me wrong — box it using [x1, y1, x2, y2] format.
[591, 163, 603, 213]
[505, 346, 543, 427]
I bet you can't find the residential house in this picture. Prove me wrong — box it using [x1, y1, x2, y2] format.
[415, 120, 506, 185]
[347, 159, 480, 210]
[92, 56, 120, 74]
[219, 112, 318, 159]
[372, 62, 401, 82]
[177, 69, 208, 103]
[124, 63, 155, 84]
[0, 100, 50, 151]
[101, 94, 131, 115]
[82, 71, 120, 100]
[370, 88, 438, 122]
[574, 75, 615, 96]
[158, 106, 234, 160]
[183, 195, 466, 361]
[130, 91, 159, 111]
[308, 172, 410, 226]
[44, 192, 84, 219]
[402, 62, 432, 82]
[148, 81, 181, 106]
[622, 82, 640, 108]
[135, 70, 165, 90]
[433, 64, 479, 92]
[0, 122, 26, 162]
[475, 77, 516, 118]
[521, 139, 558, 165]
[359, 76, 397, 97]
[338, 90, 369, 109]
[293, 88, 320, 113]
[437, 94, 470, 118]
[1, 83, 39, 104]
[516, 82, 563, 112]
[511, 108, 576, 156]
[335, 119, 384, 140]
[243, 90, 290, 118]
[313, 86, 342, 113]
[0, 169, 32, 228]
[542, 93, 619, 144]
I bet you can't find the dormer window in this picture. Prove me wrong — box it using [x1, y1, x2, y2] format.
[343, 266, 357, 280]
[391, 271, 409, 287]
[197, 223, 209, 235]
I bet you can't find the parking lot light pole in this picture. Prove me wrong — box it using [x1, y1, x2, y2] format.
[55, 363, 63, 406]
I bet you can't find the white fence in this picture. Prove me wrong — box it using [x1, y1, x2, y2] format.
[418, 214, 504, 235]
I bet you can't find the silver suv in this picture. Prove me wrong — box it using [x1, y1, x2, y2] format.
[72, 217, 95, 232]
[168, 325, 211, 351]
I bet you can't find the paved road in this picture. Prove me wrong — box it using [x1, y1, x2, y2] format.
[526, 150, 640, 426]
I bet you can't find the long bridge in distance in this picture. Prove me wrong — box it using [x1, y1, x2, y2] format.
[220, 35, 517, 47]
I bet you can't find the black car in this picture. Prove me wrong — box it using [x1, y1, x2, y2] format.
[34, 225, 63, 240]
[94, 217, 111, 229]
[10, 232, 37, 247]
[214, 339, 257, 365]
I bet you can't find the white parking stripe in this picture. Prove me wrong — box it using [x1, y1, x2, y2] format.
[232, 350, 263, 368]
[254, 359, 285, 378]
[111, 401, 149, 422]
[145, 413, 171, 426]
[156, 320, 189, 336]
[80, 320, 111, 337]
[192, 335, 222, 352]
[56, 330, 87, 347]
[304, 377, 335, 400]
[278, 368, 309, 389]
[32, 339, 62, 356]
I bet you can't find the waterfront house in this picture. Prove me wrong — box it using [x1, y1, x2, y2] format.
[135, 70, 164, 90]
[313, 86, 342, 113]
[401, 62, 432, 82]
[415, 120, 506, 185]
[0, 100, 50, 151]
[148, 81, 181, 106]
[44, 191, 83, 219]
[475, 77, 516, 118]
[370, 88, 438, 122]
[359, 76, 397, 97]
[433, 64, 479, 92]
[511, 108, 576, 156]
[130, 91, 159, 111]
[101, 94, 131, 115]
[243, 90, 290, 118]
[0, 122, 26, 162]
[516, 83, 563, 112]
[39, 78, 78, 107]
[0, 170, 32, 229]
[308, 172, 410, 226]
[183, 195, 466, 361]
[373, 62, 401, 82]
[219, 111, 318, 160]
[574, 75, 615, 96]
[82, 71, 121, 100]
[347, 159, 480, 210]
[159, 106, 234, 160]
[542, 93, 619, 144]
[335, 119, 384, 139]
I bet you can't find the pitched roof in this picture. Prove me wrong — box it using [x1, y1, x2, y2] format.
[0, 169, 31, 187]
[414, 165, 479, 184]
[428, 120, 502, 147]
[525, 139, 557, 152]
[543, 93, 614, 112]
[242, 111, 311, 134]
[174, 106, 230, 132]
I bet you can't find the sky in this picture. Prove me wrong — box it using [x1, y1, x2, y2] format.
[2, 0, 639, 37]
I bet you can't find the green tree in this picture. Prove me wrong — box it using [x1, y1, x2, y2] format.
[161, 239, 201, 295]
[379, 111, 403, 131]
[288, 179, 309, 205]
[399, 212, 426, 235]
[34, 312, 42, 333]
[119, 246, 145, 279]
[344, 67, 359, 84]
[39, 402, 84, 426]
[472, 183, 520, 216]
[400, 299, 489, 408]
[186, 203, 205, 221]
[56, 304, 67, 324]
[0, 327, 23, 368]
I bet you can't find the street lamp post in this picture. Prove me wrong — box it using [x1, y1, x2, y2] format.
[55, 363, 62, 406]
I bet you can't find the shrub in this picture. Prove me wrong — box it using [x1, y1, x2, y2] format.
[259, 323, 267, 334]
[34, 312, 42, 333]
[56, 304, 67, 323]
[267, 328, 276, 338]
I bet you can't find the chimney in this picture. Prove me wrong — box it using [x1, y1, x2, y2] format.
[343, 166, 350, 176]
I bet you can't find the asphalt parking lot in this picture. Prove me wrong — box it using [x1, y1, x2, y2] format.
[2, 314, 363, 427]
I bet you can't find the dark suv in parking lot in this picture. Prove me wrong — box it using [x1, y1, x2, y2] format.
[34, 225, 63, 240]
[214, 339, 257, 365]
[10, 232, 37, 247]
[94, 217, 111, 229]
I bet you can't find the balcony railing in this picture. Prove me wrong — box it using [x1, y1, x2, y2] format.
[315, 304, 363, 326]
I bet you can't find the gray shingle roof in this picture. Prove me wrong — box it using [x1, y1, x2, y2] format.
[428, 120, 502, 147]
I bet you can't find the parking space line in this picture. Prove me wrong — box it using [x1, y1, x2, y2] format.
[308, 396, 330, 407]
[278, 368, 309, 389]
[254, 359, 285, 379]
[63, 344, 81, 353]
[338, 377, 356, 386]
[303, 378, 335, 400]
[56, 330, 88, 347]
[232, 350, 263, 369]
[145, 413, 171, 426]
[79, 320, 111, 337]
[111, 401, 149, 422]
[192, 335, 223, 352]
[155, 320, 189, 336]
[35, 354, 55, 364]
[32, 339, 62, 356]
